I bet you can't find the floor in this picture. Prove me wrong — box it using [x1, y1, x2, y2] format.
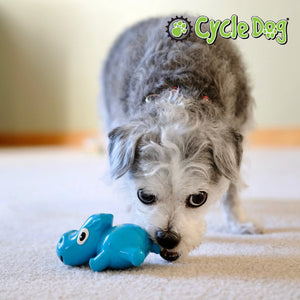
[0, 147, 299, 300]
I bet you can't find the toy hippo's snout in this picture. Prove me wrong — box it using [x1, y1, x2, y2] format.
[57, 230, 76, 251]
[57, 230, 78, 265]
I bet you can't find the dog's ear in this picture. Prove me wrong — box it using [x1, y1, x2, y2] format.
[108, 124, 143, 179]
[210, 128, 243, 182]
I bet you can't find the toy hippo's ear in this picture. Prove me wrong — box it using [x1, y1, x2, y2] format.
[92, 214, 113, 231]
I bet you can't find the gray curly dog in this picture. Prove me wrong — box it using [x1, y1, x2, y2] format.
[101, 16, 261, 262]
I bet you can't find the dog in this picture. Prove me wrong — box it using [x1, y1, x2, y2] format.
[101, 16, 261, 262]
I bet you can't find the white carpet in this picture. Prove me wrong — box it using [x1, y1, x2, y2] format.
[1, 147, 300, 300]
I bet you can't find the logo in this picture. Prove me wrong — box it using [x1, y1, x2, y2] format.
[166, 15, 288, 45]
[166, 16, 192, 42]
[252, 16, 288, 44]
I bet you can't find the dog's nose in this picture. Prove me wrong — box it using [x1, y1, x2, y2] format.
[156, 230, 181, 249]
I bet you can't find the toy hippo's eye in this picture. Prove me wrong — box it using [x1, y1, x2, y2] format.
[77, 228, 89, 245]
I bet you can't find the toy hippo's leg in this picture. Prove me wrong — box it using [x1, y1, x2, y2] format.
[120, 248, 146, 266]
[150, 241, 161, 254]
[89, 250, 109, 272]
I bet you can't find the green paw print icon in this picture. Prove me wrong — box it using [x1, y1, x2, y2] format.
[166, 17, 191, 41]
[171, 21, 187, 38]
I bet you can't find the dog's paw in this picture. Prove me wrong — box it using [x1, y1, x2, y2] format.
[227, 221, 263, 235]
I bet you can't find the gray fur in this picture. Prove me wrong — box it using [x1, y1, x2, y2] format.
[102, 17, 252, 131]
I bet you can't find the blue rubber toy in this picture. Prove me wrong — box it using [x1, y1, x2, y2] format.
[57, 213, 160, 271]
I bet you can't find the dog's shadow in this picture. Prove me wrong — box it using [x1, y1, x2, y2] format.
[263, 227, 300, 234]
[137, 253, 299, 280]
[133, 228, 300, 280]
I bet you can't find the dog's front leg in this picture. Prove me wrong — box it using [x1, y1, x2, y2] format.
[222, 182, 263, 234]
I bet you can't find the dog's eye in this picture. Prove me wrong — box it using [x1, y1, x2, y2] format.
[137, 189, 156, 205]
[186, 192, 207, 208]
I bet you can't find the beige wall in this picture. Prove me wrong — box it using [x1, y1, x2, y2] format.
[0, 0, 299, 134]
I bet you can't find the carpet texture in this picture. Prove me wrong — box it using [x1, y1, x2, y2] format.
[1, 147, 300, 300]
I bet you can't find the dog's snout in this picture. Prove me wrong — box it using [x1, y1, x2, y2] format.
[156, 230, 181, 249]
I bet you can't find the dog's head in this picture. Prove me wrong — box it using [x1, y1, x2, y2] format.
[107, 93, 243, 261]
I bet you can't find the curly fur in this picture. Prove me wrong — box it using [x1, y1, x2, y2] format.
[101, 16, 261, 261]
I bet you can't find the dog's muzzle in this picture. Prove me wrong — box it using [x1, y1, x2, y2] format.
[160, 248, 180, 262]
[156, 230, 181, 262]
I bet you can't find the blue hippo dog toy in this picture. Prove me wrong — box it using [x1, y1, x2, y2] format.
[57, 214, 160, 271]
